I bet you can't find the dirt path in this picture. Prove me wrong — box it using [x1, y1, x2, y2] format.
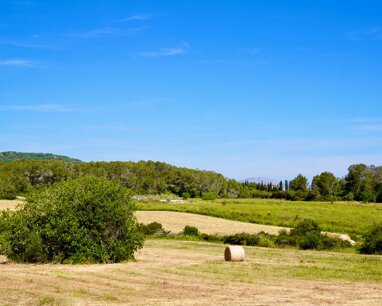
[0, 199, 22, 211]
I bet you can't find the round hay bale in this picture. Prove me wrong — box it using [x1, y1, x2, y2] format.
[224, 246, 245, 262]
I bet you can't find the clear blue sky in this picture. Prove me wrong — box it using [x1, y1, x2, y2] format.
[1, 0, 382, 181]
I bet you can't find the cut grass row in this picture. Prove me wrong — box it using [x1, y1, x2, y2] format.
[136, 198, 382, 236]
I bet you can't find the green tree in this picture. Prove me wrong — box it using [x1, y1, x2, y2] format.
[344, 164, 374, 200]
[0, 173, 17, 199]
[359, 223, 382, 254]
[289, 174, 308, 192]
[278, 181, 283, 191]
[284, 180, 289, 191]
[0, 176, 143, 263]
[311, 172, 338, 200]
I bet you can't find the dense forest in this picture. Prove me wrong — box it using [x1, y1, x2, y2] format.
[0, 153, 381, 203]
[0, 151, 81, 163]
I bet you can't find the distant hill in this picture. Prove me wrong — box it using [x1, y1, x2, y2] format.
[242, 177, 278, 185]
[0, 151, 82, 163]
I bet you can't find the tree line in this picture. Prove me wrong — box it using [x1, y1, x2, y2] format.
[0, 159, 381, 202]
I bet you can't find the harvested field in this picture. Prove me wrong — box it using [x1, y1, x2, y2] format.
[135, 210, 355, 243]
[0, 239, 381, 305]
[136, 210, 288, 235]
[137, 198, 382, 235]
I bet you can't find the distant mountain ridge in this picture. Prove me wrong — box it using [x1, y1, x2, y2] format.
[242, 177, 278, 185]
[0, 151, 82, 163]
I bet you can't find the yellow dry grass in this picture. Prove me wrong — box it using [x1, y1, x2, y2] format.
[136, 210, 287, 235]
[0, 240, 381, 305]
[0, 199, 22, 211]
[136, 211, 355, 243]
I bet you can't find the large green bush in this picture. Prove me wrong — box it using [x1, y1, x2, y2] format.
[202, 192, 218, 200]
[276, 219, 351, 250]
[224, 233, 259, 246]
[183, 225, 199, 236]
[360, 223, 382, 254]
[0, 176, 144, 263]
[138, 222, 166, 235]
[0, 173, 17, 199]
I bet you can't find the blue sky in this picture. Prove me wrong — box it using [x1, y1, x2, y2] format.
[1, 0, 382, 181]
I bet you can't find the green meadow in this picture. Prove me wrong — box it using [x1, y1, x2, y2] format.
[137, 198, 382, 236]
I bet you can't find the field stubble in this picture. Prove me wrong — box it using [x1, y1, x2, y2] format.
[0, 240, 381, 305]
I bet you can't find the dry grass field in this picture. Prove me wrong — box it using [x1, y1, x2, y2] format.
[1, 201, 381, 305]
[136, 210, 288, 235]
[135, 211, 355, 243]
[0, 240, 381, 305]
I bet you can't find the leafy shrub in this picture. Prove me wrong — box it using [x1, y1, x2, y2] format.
[182, 192, 190, 200]
[270, 191, 287, 199]
[319, 235, 351, 250]
[298, 231, 321, 249]
[202, 192, 218, 201]
[275, 229, 297, 247]
[360, 191, 376, 203]
[138, 222, 165, 235]
[0, 173, 17, 199]
[290, 219, 321, 250]
[0, 210, 12, 255]
[0, 176, 144, 263]
[291, 219, 321, 236]
[344, 192, 354, 201]
[200, 233, 223, 243]
[183, 225, 199, 236]
[250, 190, 272, 199]
[224, 233, 260, 246]
[359, 223, 382, 254]
[256, 231, 276, 248]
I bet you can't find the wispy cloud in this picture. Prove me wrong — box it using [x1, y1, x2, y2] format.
[347, 27, 382, 41]
[118, 14, 151, 22]
[0, 59, 38, 67]
[0, 104, 76, 112]
[0, 38, 58, 49]
[349, 117, 382, 132]
[140, 42, 190, 57]
[71, 26, 145, 38]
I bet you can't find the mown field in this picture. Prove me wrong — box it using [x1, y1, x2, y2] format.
[1, 199, 382, 304]
[136, 210, 288, 235]
[137, 199, 382, 236]
[1, 239, 381, 305]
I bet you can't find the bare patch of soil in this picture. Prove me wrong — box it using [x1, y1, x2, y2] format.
[0, 199, 22, 211]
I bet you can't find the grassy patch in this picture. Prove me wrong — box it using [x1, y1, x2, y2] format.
[38, 297, 55, 306]
[144, 240, 382, 283]
[137, 199, 382, 235]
